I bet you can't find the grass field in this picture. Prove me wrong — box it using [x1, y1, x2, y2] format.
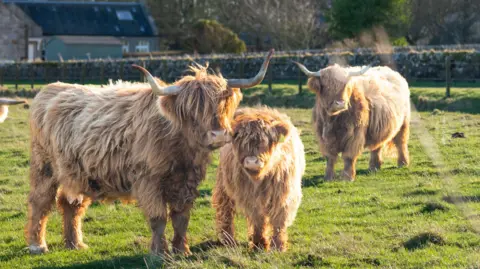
[0, 85, 480, 268]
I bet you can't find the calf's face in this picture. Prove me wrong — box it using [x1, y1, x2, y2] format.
[231, 115, 289, 180]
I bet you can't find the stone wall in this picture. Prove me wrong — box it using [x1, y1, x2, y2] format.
[1, 50, 479, 84]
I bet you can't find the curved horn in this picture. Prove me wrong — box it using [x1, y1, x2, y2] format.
[293, 61, 321, 77]
[227, 49, 275, 89]
[348, 65, 371, 77]
[132, 65, 181, 96]
[0, 98, 26, 105]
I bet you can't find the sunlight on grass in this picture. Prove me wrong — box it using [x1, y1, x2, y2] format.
[0, 87, 479, 268]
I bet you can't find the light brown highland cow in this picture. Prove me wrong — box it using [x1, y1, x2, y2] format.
[213, 106, 305, 252]
[25, 49, 274, 256]
[295, 62, 411, 181]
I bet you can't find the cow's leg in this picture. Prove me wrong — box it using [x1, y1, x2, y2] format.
[247, 214, 269, 251]
[342, 156, 358, 181]
[270, 211, 289, 252]
[212, 185, 236, 246]
[148, 215, 169, 256]
[26, 152, 58, 254]
[135, 184, 169, 256]
[57, 191, 91, 250]
[394, 119, 410, 167]
[170, 203, 193, 256]
[325, 154, 337, 181]
[369, 147, 383, 171]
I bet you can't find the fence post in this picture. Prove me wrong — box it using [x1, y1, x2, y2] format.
[100, 61, 105, 85]
[30, 64, 34, 89]
[297, 58, 303, 94]
[120, 61, 125, 80]
[81, 64, 86, 84]
[15, 64, 19, 90]
[0, 67, 3, 87]
[445, 56, 452, 98]
[267, 64, 273, 94]
[44, 64, 48, 84]
[60, 63, 65, 82]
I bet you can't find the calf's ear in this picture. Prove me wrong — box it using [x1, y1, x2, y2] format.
[274, 122, 289, 143]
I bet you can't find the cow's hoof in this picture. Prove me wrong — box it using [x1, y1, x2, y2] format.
[29, 244, 48, 254]
[66, 242, 89, 250]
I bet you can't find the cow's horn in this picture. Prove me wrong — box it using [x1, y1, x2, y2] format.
[0, 98, 26, 105]
[293, 61, 321, 77]
[348, 65, 371, 77]
[227, 49, 275, 89]
[132, 65, 181, 96]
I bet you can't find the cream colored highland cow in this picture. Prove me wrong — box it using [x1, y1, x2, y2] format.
[295, 62, 411, 181]
[213, 107, 305, 252]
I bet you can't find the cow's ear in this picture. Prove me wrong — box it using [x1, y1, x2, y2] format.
[274, 122, 289, 143]
[158, 95, 178, 122]
[307, 77, 322, 94]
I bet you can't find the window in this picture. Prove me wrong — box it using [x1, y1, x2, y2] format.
[116, 10, 133, 21]
[122, 41, 129, 53]
[135, 41, 149, 52]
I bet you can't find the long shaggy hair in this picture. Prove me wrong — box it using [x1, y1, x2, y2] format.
[26, 64, 243, 255]
[308, 64, 410, 181]
[212, 106, 305, 252]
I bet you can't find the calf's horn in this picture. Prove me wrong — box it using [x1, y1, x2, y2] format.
[293, 61, 321, 77]
[227, 49, 275, 89]
[0, 98, 26, 105]
[348, 65, 371, 76]
[132, 65, 181, 96]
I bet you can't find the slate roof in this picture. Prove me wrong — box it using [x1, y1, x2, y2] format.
[4, 0, 155, 37]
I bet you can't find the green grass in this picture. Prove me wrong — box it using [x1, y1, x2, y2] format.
[0, 86, 480, 268]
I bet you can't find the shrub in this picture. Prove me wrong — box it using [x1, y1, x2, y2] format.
[186, 19, 246, 54]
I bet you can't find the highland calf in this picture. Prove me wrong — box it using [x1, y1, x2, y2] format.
[25, 49, 274, 256]
[213, 107, 305, 252]
[295, 63, 410, 181]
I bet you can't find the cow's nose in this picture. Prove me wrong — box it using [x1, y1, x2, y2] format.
[244, 156, 264, 171]
[334, 100, 345, 107]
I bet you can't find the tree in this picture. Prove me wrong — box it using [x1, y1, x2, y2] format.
[407, 0, 480, 45]
[185, 19, 246, 54]
[217, 0, 324, 50]
[326, 0, 411, 42]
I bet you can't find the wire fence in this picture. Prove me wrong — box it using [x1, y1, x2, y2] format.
[0, 57, 479, 98]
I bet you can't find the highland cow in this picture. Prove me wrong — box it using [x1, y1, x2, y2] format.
[25, 49, 274, 256]
[294, 62, 410, 181]
[212, 107, 305, 252]
[0, 98, 27, 123]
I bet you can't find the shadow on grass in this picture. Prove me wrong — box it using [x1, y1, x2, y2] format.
[442, 195, 480, 204]
[403, 232, 446, 251]
[33, 255, 161, 269]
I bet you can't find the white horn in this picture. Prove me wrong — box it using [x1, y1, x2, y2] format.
[0, 98, 26, 105]
[348, 65, 371, 77]
[227, 49, 275, 89]
[132, 65, 181, 96]
[293, 61, 321, 77]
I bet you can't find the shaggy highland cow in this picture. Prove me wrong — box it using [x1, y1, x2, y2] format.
[213, 107, 304, 252]
[0, 98, 27, 123]
[25, 49, 274, 256]
[295, 63, 410, 181]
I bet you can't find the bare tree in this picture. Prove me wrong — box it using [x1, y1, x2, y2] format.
[407, 0, 480, 45]
[218, 0, 325, 50]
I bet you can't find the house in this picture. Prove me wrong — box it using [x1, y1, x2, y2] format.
[0, 0, 159, 62]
